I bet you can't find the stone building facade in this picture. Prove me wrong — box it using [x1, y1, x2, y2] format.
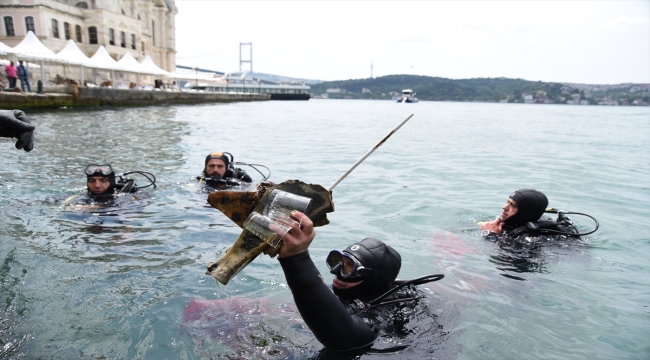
[0, 0, 176, 71]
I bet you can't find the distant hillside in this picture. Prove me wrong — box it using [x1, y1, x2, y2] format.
[308, 75, 650, 105]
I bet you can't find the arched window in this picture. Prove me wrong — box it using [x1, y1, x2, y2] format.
[75, 25, 81, 42]
[64, 22, 71, 40]
[88, 26, 97, 44]
[51, 19, 59, 38]
[25, 16, 35, 35]
[3, 16, 15, 37]
[75, 2, 88, 9]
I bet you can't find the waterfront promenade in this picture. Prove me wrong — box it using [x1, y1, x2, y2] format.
[0, 87, 270, 109]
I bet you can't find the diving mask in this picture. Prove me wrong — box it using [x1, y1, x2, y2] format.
[326, 250, 366, 280]
[85, 164, 113, 176]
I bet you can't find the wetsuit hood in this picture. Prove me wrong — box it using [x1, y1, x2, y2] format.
[86, 172, 116, 196]
[203, 152, 230, 177]
[503, 189, 548, 227]
[332, 238, 401, 302]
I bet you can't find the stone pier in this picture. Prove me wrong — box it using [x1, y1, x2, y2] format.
[0, 86, 270, 109]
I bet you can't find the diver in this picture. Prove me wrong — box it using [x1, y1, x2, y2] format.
[197, 151, 259, 189]
[64, 164, 156, 207]
[480, 188, 598, 242]
[0, 109, 34, 152]
[277, 211, 444, 353]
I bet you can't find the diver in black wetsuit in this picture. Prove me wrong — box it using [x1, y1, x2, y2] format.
[480, 189, 591, 242]
[278, 211, 443, 353]
[198, 151, 252, 189]
[62, 164, 156, 207]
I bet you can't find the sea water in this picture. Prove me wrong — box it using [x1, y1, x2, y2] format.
[0, 100, 648, 359]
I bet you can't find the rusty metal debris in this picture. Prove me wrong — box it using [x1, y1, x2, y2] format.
[206, 180, 334, 285]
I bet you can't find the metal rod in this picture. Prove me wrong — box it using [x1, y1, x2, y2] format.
[327, 114, 414, 192]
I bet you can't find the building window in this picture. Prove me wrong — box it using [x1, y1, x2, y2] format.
[64, 22, 71, 40]
[131, 33, 136, 50]
[120, 31, 125, 47]
[52, 19, 59, 38]
[75, 2, 88, 9]
[109, 28, 115, 45]
[4, 16, 15, 37]
[25, 16, 35, 35]
[141, 41, 145, 55]
[88, 26, 97, 44]
[151, 20, 155, 46]
[75, 25, 81, 42]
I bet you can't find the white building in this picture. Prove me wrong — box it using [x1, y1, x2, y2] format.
[523, 93, 534, 104]
[326, 88, 346, 93]
[0, 0, 176, 71]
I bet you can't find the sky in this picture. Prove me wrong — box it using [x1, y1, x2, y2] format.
[174, 1, 650, 84]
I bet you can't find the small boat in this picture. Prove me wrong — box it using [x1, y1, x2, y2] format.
[397, 89, 419, 103]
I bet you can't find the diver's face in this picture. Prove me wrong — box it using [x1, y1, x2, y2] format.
[500, 198, 519, 221]
[87, 176, 110, 194]
[331, 256, 363, 289]
[205, 159, 226, 177]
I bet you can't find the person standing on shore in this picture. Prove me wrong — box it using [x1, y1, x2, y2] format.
[5, 61, 17, 89]
[17, 61, 31, 92]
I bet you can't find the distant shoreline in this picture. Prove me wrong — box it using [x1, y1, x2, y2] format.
[308, 75, 650, 106]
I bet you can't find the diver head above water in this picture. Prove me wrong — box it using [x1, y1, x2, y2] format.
[482, 188, 548, 234]
[503, 189, 548, 227]
[204, 151, 231, 178]
[199, 151, 253, 187]
[85, 164, 116, 195]
[327, 238, 402, 302]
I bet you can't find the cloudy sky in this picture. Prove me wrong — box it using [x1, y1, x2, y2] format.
[175, 1, 649, 84]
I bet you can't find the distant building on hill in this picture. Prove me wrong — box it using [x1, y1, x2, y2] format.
[0, 0, 177, 71]
[326, 88, 346, 93]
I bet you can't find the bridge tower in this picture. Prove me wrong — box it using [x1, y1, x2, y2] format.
[239, 42, 253, 72]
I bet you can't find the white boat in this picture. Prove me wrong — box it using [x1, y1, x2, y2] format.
[397, 89, 418, 103]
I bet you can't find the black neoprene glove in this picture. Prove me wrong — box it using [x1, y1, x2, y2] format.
[0, 109, 35, 152]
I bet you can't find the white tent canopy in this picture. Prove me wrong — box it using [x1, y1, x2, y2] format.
[116, 51, 146, 73]
[87, 45, 127, 71]
[11, 31, 61, 62]
[140, 55, 171, 76]
[56, 40, 91, 66]
[0, 42, 16, 56]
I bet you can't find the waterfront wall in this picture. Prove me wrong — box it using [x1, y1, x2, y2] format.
[0, 87, 270, 109]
